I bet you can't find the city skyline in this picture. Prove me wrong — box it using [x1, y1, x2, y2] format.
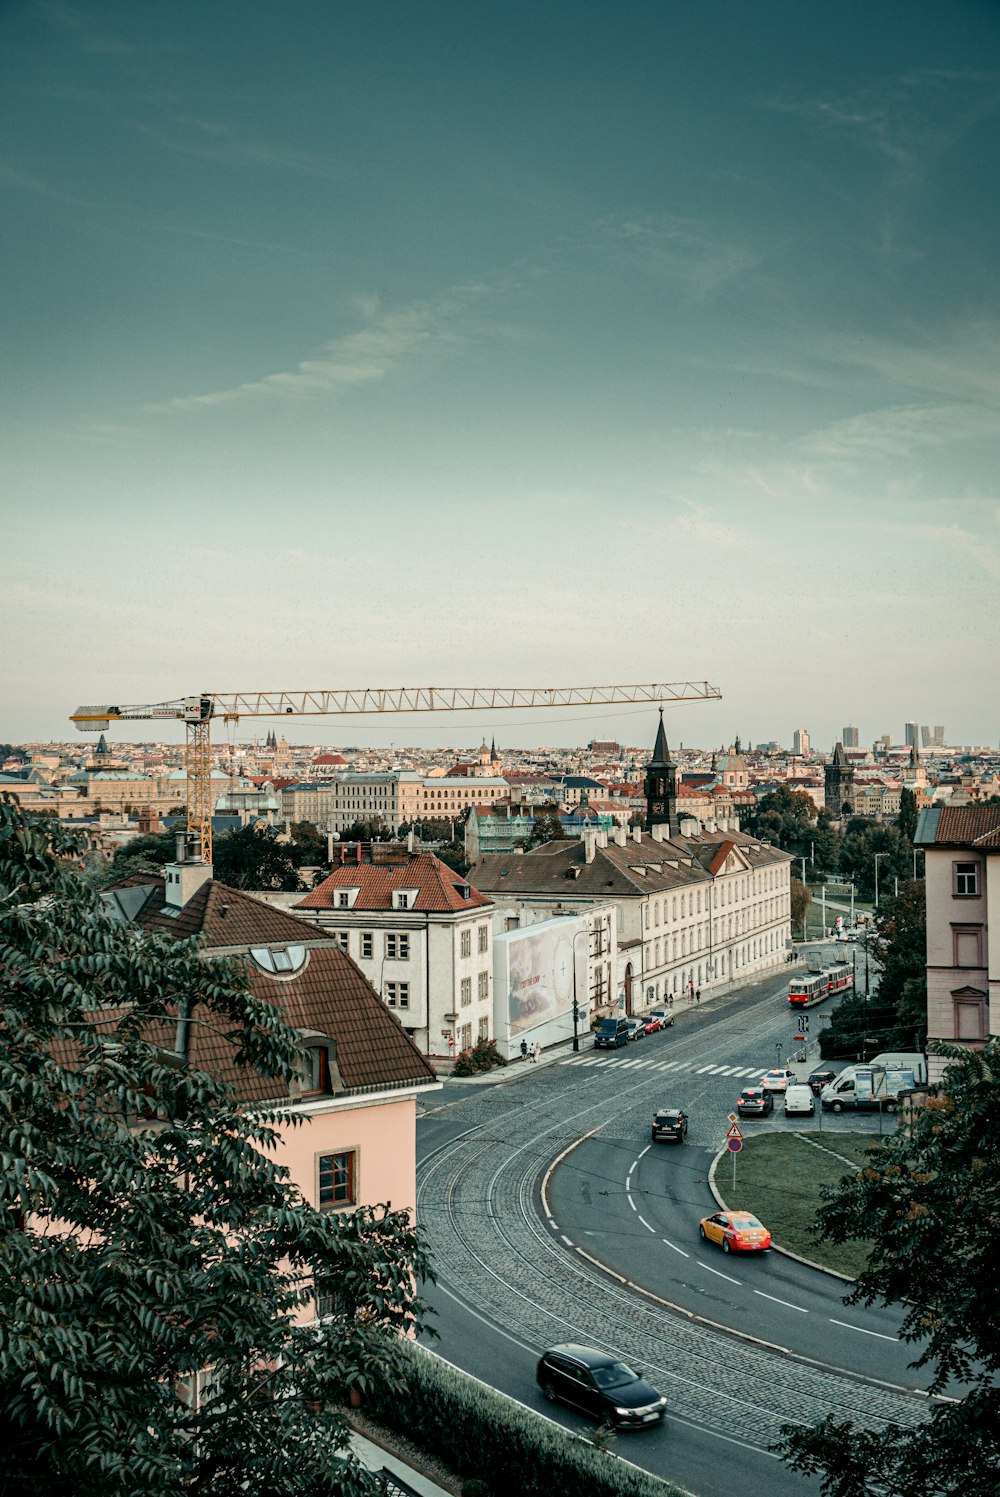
[4, 3, 1000, 745]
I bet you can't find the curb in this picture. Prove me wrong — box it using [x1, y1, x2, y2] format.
[707, 1144, 855, 1282]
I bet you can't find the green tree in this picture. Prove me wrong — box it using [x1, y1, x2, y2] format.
[839, 821, 909, 902]
[820, 880, 926, 1060]
[897, 786, 918, 844]
[336, 817, 394, 843]
[778, 1040, 1000, 1495]
[289, 819, 329, 867]
[0, 795, 433, 1496]
[212, 825, 301, 890]
[744, 787, 817, 860]
[789, 876, 812, 937]
[527, 814, 567, 849]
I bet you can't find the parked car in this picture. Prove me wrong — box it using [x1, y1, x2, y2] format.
[736, 1086, 773, 1118]
[806, 1069, 836, 1096]
[651, 1108, 688, 1143]
[536, 1344, 667, 1428]
[761, 1068, 794, 1093]
[641, 1013, 662, 1035]
[625, 1018, 646, 1042]
[649, 1008, 674, 1028]
[594, 1016, 629, 1049]
[699, 1210, 772, 1253]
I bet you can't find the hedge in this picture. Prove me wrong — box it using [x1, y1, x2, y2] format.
[363, 1338, 690, 1497]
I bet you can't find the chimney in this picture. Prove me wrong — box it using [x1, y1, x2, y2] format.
[632, 824, 643, 843]
[614, 824, 627, 847]
[327, 832, 335, 863]
[583, 828, 597, 864]
[651, 823, 666, 842]
[596, 828, 608, 848]
[407, 828, 415, 853]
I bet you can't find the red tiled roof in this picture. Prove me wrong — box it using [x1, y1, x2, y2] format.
[935, 805, 1000, 848]
[313, 752, 347, 766]
[298, 853, 491, 913]
[707, 839, 738, 876]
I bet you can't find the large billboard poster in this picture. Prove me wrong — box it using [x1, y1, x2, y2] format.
[495, 916, 588, 1040]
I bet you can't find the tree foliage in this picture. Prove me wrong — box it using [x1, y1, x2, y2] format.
[743, 787, 818, 861]
[819, 880, 926, 1060]
[789, 876, 811, 935]
[527, 814, 567, 849]
[0, 794, 433, 1497]
[897, 786, 918, 843]
[777, 1040, 1000, 1495]
[211, 824, 302, 890]
[839, 820, 911, 902]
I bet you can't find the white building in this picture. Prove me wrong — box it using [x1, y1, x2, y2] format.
[292, 850, 495, 1062]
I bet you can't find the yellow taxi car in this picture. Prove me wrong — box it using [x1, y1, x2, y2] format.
[698, 1210, 772, 1254]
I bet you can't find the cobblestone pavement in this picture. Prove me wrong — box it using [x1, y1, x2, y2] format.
[417, 1066, 929, 1459]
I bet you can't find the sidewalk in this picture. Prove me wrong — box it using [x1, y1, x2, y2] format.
[349, 1428, 456, 1496]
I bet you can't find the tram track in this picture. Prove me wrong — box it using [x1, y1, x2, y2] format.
[417, 1069, 929, 1454]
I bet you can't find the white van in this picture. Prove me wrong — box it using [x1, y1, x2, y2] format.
[784, 1084, 815, 1117]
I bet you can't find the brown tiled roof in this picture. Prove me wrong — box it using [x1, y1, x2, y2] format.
[299, 853, 491, 913]
[934, 805, 1000, 848]
[107, 874, 316, 949]
[100, 874, 436, 1098]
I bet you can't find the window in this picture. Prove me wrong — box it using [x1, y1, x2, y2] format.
[396, 892, 410, 909]
[332, 931, 349, 952]
[953, 990, 986, 1042]
[505, 915, 520, 932]
[385, 933, 410, 959]
[478, 924, 489, 953]
[953, 862, 980, 898]
[361, 932, 373, 959]
[385, 981, 410, 1009]
[460, 976, 472, 1006]
[460, 928, 472, 958]
[478, 970, 489, 1001]
[953, 926, 984, 968]
[337, 891, 350, 908]
[302, 1046, 332, 1094]
[318, 1150, 356, 1209]
[478, 1016, 490, 1042]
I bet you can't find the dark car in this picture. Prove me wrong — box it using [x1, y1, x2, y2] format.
[651, 1108, 689, 1143]
[806, 1070, 836, 1096]
[625, 1018, 646, 1042]
[594, 1016, 629, 1049]
[736, 1086, 773, 1118]
[536, 1344, 667, 1429]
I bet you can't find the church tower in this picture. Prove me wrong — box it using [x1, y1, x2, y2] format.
[824, 742, 856, 817]
[644, 712, 678, 835]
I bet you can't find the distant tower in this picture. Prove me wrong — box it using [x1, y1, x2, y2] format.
[792, 728, 811, 757]
[904, 722, 919, 749]
[824, 742, 856, 816]
[644, 712, 678, 836]
[842, 725, 859, 748]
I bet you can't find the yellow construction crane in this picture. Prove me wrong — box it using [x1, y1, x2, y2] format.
[71, 681, 722, 864]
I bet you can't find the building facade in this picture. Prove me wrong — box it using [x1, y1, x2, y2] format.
[915, 804, 999, 1085]
[293, 851, 495, 1061]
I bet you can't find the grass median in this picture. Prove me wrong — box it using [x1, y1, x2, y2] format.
[717, 1130, 881, 1279]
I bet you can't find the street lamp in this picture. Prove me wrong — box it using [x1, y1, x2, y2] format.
[874, 852, 890, 908]
[571, 926, 590, 1053]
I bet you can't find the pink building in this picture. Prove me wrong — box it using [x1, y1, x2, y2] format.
[104, 867, 439, 1303]
[915, 804, 1000, 1085]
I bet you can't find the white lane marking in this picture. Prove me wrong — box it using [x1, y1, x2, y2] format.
[754, 1290, 808, 1314]
[637, 1215, 656, 1233]
[715, 1065, 742, 1076]
[662, 1237, 690, 1258]
[698, 1261, 742, 1285]
[637, 1144, 651, 1159]
[829, 1318, 899, 1342]
[628, 1196, 637, 1212]
[696, 1063, 718, 1073]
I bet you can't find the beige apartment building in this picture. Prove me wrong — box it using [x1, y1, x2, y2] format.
[279, 772, 508, 834]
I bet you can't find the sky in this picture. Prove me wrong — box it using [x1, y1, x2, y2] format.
[3, 1, 1000, 753]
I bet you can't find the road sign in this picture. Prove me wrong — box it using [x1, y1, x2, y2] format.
[726, 1123, 743, 1140]
[727, 1112, 737, 1124]
[727, 1137, 743, 1153]
[793, 1033, 807, 1042]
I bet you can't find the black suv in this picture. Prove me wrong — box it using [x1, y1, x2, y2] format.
[651, 1108, 689, 1143]
[736, 1086, 773, 1118]
[536, 1344, 667, 1428]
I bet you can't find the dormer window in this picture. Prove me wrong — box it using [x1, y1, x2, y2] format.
[250, 945, 307, 976]
[297, 1032, 341, 1097]
[393, 889, 417, 910]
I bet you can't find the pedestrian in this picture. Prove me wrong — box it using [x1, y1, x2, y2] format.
[520, 1037, 528, 1062]
[695, 988, 701, 1004]
[533, 1040, 541, 1063]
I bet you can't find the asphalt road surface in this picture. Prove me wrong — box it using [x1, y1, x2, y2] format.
[416, 966, 934, 1497]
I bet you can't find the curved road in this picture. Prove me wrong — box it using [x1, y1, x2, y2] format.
[416, 971, 931, 1496]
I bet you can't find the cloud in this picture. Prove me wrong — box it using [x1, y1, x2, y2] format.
[674, 506, 746, 550]
[141, 285, 488, 416]
[798, 402, 998, 463]
[596, 213, 758, 300]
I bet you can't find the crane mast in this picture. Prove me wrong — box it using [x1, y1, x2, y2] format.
[71, 680, 722, 864]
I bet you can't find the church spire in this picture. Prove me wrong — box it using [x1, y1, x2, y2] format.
[644, 712, 678, 836]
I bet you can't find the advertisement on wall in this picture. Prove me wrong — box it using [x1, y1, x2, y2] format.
[494, 916, 589, 1048]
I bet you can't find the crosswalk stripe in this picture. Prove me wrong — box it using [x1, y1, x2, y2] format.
[695, 1064, 718, 1073]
